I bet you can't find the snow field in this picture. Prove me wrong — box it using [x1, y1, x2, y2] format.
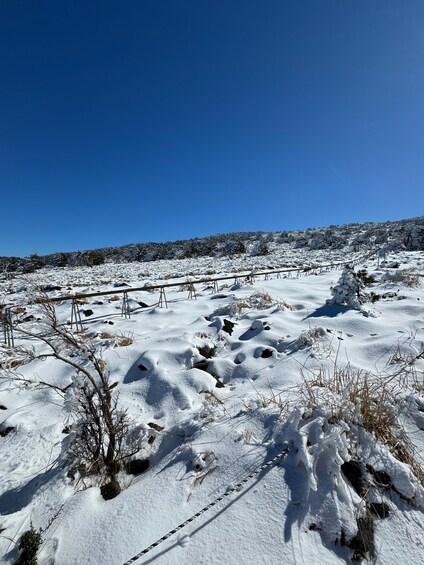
[0, 250, 424, 564]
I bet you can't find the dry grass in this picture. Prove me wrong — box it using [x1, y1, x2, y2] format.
[299, 326, 326, 347]
[243, 380, 289, 416]
[114, 333, 134, 347]
[12, 306, 26, 314]
[109, 295, 120, 302]
[9, 358, 26, 368]
[383, 268, 421, 287]
[98, 331, 113, 339]
[302, 364, 424, 487]
[386, 341, 424, 393]
[230, 291, 292, 316]
[198, 391, 228, 421]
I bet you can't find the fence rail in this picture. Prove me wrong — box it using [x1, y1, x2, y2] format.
[39, 255, 370, 303]
[1, 250, 376, 345]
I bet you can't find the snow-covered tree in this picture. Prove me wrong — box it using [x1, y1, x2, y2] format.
[328, 266, 368, 307]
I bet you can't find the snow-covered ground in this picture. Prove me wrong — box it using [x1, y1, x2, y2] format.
[1, 249, 424, 564]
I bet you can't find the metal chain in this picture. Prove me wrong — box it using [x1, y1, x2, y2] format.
[122, 446, 289, 565]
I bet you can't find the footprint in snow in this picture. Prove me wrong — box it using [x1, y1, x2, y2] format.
[178, 535, 190, 547]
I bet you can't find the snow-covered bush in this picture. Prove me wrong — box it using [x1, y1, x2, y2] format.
[301, 364, 424, 488]
[328, 266, 367, 306]
[328, 266, 379, 307]
[269, 362, 424, 561]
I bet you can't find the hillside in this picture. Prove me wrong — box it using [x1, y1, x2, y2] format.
[1, 216, 424, 275]
[0, 234, 424, 564]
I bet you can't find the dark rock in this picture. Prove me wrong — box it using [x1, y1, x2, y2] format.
[342, 460, 366, 496]
[114, 282, 129, 287]
[148, 422, 164, 432]
[193, 360, 209, 371]
[100, 479, 121, 500]
[22, 315, 35, 322]
[138, 363, 148, 371]
[222, 319, 236, 335]
[261, 348, 273, 358]
[0, 426, 14, 437]
[369, 502, 390, 519]
[126, 459, 149, 475]
[381, 292, 397, 299]
[366, 465, 392, 489]
[138, 301, 149, 308]
[43, 284, 62, 291]
[197, 344, 217, 359]
[0, 405, 7, 410]
[83, 309, 94, 317]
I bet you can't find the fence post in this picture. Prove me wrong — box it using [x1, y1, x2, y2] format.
[158, 287, 168, 308]
[70, 298, 83, 331]
[121, 292, 131, 318]
[1, 306, 14, 347]
[188, 283, 196, 300]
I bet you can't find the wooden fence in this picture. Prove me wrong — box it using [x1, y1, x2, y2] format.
[1, 251, 375, 344]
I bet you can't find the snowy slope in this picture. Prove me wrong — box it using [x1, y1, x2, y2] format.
[1, 249, 424, 564]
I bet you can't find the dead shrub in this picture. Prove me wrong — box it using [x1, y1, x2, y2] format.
[2, 297, 140, 492]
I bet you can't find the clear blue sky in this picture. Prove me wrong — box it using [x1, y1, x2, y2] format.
[1, 1, 423, 257]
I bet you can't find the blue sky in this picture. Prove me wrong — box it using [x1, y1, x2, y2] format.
[1, 1, 423, 257]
